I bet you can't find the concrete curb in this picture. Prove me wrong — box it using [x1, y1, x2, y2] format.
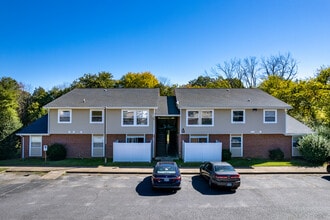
[2, 166, 327, 175]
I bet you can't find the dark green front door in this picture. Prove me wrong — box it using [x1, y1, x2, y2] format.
[156, 118, 178, 157]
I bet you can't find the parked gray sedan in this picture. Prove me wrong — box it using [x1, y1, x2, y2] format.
[199, 161, 241, 191]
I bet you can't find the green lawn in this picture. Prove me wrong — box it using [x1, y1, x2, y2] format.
[0, 157, 318, 168]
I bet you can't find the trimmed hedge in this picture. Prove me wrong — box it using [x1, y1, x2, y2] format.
[222, 149, 232, 161]
[269, 148, 284, 161]
[47, 143, 67, 161]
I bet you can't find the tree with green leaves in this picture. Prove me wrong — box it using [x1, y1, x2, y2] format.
[71, 71, 116, 88]
[0, 77, 22, 159]
[185, 75, 243, 88]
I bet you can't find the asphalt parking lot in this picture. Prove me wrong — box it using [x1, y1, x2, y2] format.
[0, 172, 329, 220]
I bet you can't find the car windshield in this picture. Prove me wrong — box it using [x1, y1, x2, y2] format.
[155, 164, 176, 174]
[214, 165, 235, 172]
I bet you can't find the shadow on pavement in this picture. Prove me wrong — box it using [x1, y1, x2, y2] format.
[135, 176, 178, 197]
[321, 175, 330, 181]
[191, 175, 236, 195]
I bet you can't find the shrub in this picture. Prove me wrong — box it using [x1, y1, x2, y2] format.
[0, 133, 21, 160]
[269, 148, 284, 161]
[222, 149, 232, 161]
[47, 143, 67, 161]
[297, 134, 330, 164]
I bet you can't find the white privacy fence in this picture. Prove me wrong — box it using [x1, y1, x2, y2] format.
[182, 141, 222, 162]
[113, 142, 152, 162]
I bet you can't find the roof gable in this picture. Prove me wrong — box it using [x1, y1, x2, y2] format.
[286, 115, 314, 135]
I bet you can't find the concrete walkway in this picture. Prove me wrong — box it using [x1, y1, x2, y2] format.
[2, 165, 328, 179]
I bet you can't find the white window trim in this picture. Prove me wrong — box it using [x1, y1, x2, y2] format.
[58, 109, 72, 123]
[263, 109, 277, 123]
[231, 110, 245, 124]
[189, 134, 209, 143]
[186, 110, 214, 126]
[90, 109, 104, 123]
[121, 110, 149, 127]
[29, 135, 42, 157]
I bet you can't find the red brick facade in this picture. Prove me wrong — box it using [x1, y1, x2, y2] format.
[178, 134, 292, 159]
[22, 133, 155, 159]
[243, 134, 292, 159]
[21, 133, 292, 159]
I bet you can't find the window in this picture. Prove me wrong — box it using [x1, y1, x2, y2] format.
[231, 136, 242, 148]
[264, 110, 277, 123]
[190, 134, 208, 143]
[58, 109, 71, 123]
[126, 135, 145, 143]
[122, 110, 148, 126]
[123, 110, 134, 125]
[232, 110, 245, 123]
[92, 135, 104, 157]
[30, 136, 42, 157]
[90, 110, 103, 123]
[187, 110, 213, 126]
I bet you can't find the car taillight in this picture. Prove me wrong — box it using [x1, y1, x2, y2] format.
[215, 175, 228, 179]
[230, 174, 240, 179]
[174, 176, 181, 181]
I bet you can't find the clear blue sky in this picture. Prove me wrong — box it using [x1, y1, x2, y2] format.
[1, 0, 329, 91]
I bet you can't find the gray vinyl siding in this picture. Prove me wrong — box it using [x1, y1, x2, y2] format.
[49, 108, 154, 135]
[180, 109, 286, 134]
[49, 109, 104, 134]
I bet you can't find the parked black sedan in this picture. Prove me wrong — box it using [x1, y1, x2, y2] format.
[200, 161, 241, 191]
[151, 161, 181, 190]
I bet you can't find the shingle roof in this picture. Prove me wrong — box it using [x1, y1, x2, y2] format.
[16, 114, 48, 135]
[156, 96, 180, 116]
[286, 115, 314, 135]
[175, 88, 292, 109]
[44, 88, 160, 108]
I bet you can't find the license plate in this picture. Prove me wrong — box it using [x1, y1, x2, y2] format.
[164, 178, 169, 182]
[227, 183, 232, 187]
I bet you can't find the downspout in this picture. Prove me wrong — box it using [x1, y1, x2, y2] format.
[21, 135, 24, 159]
[104, 107, 107, 164]
[153, 108, 156, 158]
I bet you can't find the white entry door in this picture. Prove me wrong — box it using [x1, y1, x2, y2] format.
[230, 135, 243, 157]
[92, 135, 104, 157]
[30, 136, 42, 157]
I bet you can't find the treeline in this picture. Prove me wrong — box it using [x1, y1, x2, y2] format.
[0, 56, 329, 159]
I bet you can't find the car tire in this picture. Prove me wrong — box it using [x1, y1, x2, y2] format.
[327, 165, 330, 173]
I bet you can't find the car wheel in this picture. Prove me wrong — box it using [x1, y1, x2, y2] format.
[230, 188, 237, 192]
[327, 165, 330, 173]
